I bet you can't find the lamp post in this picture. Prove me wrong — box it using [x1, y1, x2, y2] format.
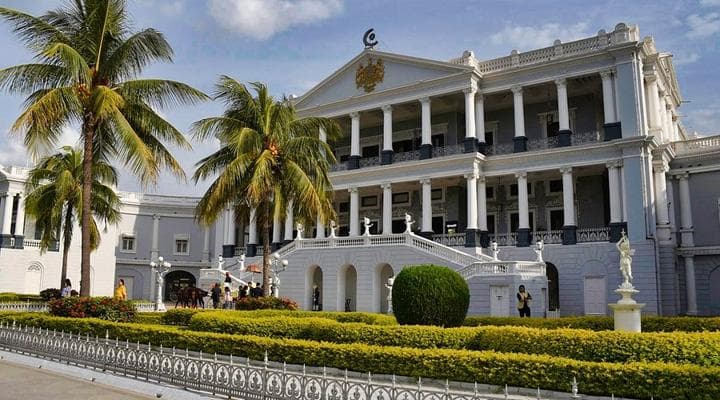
[385, 276, 394, 314]
[270, 252, 289, 298]
[150, 256, 172, 312]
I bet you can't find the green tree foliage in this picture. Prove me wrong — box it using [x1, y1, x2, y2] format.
[392, 264, 469, 327]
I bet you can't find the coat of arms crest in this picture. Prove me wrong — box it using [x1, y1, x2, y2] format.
[355, 57, 385, 93]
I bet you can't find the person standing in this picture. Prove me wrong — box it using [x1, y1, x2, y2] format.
[224, 272, 233, 289]
[211, 283, 222, 309]
[223, 286, 233, 309]
[516, 285, 532, 317]
[114, 279, 127, 300]
[61, 279, 72, 298]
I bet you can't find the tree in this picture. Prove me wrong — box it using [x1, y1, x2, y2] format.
[25, 146, 120, 289]
[0, 1, 208, 295]
[193, 78, 341, 295]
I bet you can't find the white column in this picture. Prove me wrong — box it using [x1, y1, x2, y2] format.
[512, 86, 526, 138]
[248, 208, 257, 245]
[382, 183, 392, 235]
[556, 79, 570, 131]
[475, 93, 485, 143]
[316, 215, 325, 239]
[678, 173, 694, 247]
[684, 256, 698, 315]
[227, 209, 236, 247]
[350, 112, 360, 158]
[1, 194, 13, 235]
[607, 162, 623, 224]
[666, 178, 677, 236]
[151, 214, 160, 261]
[664, 99, 674, 142]
[465, 173, 478, 230]
[272, 212, 282, 244]
[382, 105, 393, 151]
[464, 88, 476, 140]
[14, 193, 25, 236]
[284, 200, 294, 241]
[420, 179, 432, 233]
[645, 76, 662, 131]
[420, 97, 432, 146]
[202, 227, 210, 262]
[560, 167, 576, 226]
[516, 172, 529, 229]
[653, 163, 671, 241]
[600, 70, 616, 123]
[477, 176, 487, 231]
[222, 208, 230, 245]
[349, 187, 359, 236]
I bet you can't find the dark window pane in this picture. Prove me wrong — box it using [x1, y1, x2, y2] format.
[487, 215, 495, 234]
[361, 196, 377, 207]
[547, 121, 560, 137]
[431, 188, 442, 201]
[550, 209, 564, 230]
[362, 145, 378, 158]
[431, 134, 445, 147]
[510, 184, 518, 197]
[486, 186, 494, 199]
[338, 202, 349, 213]
[549, 179, 563, 193]
[392, 192, 409, 204]
[339, 226, 349, 236]
[393, 139, 413, 153]
[484, 132, 494, 146]
[392, 219, 406, 234]
[432, 216, 444, 234]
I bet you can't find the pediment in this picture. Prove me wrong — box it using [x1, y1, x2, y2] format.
[295, 50, 471, 110]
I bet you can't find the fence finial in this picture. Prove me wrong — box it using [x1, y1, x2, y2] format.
[504, 384, 508, 400]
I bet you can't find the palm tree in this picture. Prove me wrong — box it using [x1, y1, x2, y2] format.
[193, 78, 341, 295]
[0, 1, 208, 295]
[25, 146, 121, 289]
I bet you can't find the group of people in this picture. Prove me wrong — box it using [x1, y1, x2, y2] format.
[206, 272, 264, 309]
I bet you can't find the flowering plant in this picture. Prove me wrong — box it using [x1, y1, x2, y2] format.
[48, 296, 136, 322]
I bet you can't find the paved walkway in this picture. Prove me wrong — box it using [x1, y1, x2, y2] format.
[0, 360, 153, 399]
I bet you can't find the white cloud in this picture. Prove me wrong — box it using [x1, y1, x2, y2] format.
[673, 52, 700, 66]
[0, 133, 29, 168]
[700, 0, 720, 6]
[488, 22, 591, 51]
[686, 13, 720, 38]
[684, 102, 720, 135]
[207, 0, 343, 40]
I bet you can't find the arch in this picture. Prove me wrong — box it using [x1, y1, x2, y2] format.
[375, 263, 394, 313]
[545, 262, 559, 311]
[24, 262, 44, 294]
[306, 265, 324, 311]
[709, 266, 720, 316]
[164, 270, 196, 302]
[337, 264, 357, 311]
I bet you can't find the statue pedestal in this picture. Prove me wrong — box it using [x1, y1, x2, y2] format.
[608, 284, 645, 332]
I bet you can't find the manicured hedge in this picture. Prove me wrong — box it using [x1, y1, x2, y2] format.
[0, 312, 717, 400]
[133, 313, 164, 325]
[463, 315, 720, 332]
[0, 292, 43, 302]
[48, 296, 136, 322]
[161, 308, 396, 326]
[188, 312, 720, 366]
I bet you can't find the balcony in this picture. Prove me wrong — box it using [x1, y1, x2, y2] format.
[671, 134, 720, 157]
[431, 227, 611, 247]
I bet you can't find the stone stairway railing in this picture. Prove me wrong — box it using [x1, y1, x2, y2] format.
[457, 260, 546, 279]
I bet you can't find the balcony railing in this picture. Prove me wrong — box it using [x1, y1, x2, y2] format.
[487, 130, 602, 156]
[430, 227, 610, 247]
[672, 134, 720, 157]
[431, 232, 466, 247]
[577, 227, 610, 242]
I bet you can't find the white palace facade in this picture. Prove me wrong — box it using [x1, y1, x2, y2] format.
[2, 23, 720, 316]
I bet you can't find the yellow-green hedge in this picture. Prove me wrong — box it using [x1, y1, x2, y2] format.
[188, 312, 720, 366]
[463, 316, 720, 332]
[0, 312, 717, 400]
[161, 308, 396, 326]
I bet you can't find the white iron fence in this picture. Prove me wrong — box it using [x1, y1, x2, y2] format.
[0, 322, 609, 400]
[0, 302, 48, 312]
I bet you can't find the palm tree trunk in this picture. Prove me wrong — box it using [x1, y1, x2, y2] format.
[60, 204, 73, 288]
[79, 121, 94, 296]
[262, 204, 271, 297]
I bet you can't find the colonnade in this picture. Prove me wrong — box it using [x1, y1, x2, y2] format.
[0, 192, 25, 248]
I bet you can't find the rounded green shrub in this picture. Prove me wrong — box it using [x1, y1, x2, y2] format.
[392, 264, 469, 327]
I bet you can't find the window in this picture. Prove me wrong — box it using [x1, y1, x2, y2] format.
[486, 186, 495, 200]
[392, 192, 410, 205]
[393, 139, 414, 153]
[338, 202, 349, 213]
[431, 188, 443, 202]
[486, 214, 496, 234]
[431, 134, 445, 147]
[510, 212, 535, 232]
[362, 145, 379, 158]
[509, 182, 533, 198]
[548, 179, 563, 193]
[432, 216, 444, 234]
[361, 195, 378, 208]
[120, 235, 135, 253]
[174, 235, 190, 255]
[549, 209, 564, 230]
[484, 131, 495, 146]
[392, 219, 406, 234]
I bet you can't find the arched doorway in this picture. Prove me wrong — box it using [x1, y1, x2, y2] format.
[709, 266, 720, 316]
[338, 264, 357, 311]
[306, 265, 323, 311]
[164, 270, 196, 302]
[24, 262, 44, 294]
[376, 264, 394, 313]
[546, 262, 559, 311]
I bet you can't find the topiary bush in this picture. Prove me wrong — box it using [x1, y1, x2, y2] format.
[392, 264, 469, 327]
[39, 288, 62, 301]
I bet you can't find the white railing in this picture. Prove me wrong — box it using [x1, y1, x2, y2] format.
[278, 232, 495, 266]
[533, 230, 563, 244]
[672, 134, 720, 156]
[577, 227, 610, 243]
[133, 302, 157, 313]
[22, 239, 42, 248]
[490, 233, 517, 247]
[458, 261, 545, 279]
[0, 302, 47, 312]
[0, 322, 597, 400]
[431, 233, 466, 247]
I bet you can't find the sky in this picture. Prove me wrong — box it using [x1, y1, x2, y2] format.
[0, 0, 719, 196]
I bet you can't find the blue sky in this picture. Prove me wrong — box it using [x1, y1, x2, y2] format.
[0, 0, 719, 195]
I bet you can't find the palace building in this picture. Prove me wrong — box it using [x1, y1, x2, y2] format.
[2, 23, 720, 316]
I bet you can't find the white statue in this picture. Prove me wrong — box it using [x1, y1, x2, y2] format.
[384, 276, 395, 314]
[491, 241, 499, 261]
[363, 217, 373, 236]
[616, 230, 635, 286]
[217, 255, 224, 270]
[404, 213, 415, 234]
[271, 274, 280, 297]
[296, 223, 304, 240]
[534, 240, 544, 263]
[329, 220, 337, 238]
